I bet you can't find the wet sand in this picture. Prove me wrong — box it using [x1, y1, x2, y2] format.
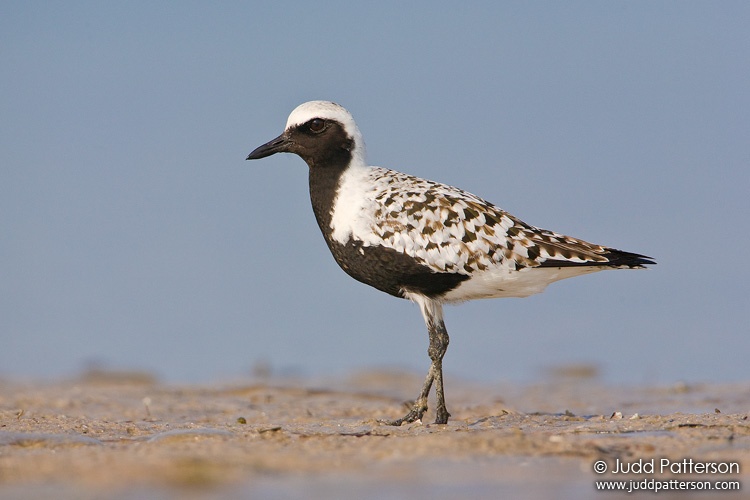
[1, 369, 748, 499]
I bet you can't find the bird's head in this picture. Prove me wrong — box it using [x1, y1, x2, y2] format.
[246, 101, 366, 170]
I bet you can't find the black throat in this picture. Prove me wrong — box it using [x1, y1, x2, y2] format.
[305, 151, 352, 243]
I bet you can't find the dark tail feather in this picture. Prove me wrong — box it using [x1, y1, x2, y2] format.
[540, 248, 656, 269]
[601, 248, 656, 268]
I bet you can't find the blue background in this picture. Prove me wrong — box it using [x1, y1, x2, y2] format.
[2, 2, 748, 385]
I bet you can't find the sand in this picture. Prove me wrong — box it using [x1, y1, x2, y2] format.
[1, 368, 748, 499]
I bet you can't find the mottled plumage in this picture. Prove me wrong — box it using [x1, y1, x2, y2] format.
[246, 101, 655, 425]
[329, 163, 649, 302]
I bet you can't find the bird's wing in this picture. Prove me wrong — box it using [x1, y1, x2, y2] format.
[364, 168, 653, 275]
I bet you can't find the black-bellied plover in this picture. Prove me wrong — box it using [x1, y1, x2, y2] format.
[246, 101, 655, 425]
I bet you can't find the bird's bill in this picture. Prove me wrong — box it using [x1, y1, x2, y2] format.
[246, 132, 291, 160]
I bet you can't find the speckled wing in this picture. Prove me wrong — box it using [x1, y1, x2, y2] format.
[362, 167, 651, 276]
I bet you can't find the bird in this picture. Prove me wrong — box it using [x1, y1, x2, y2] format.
[246, 100, 655, 425]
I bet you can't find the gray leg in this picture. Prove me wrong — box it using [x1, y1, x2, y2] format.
[382, 365, 434, 426]
[428, 317, 450, 424]
[383, 295, 450, 426]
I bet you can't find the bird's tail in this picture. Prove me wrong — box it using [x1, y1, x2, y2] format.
[538, 247, 656, 269]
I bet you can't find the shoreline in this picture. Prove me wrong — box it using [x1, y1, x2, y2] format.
[1, 370, 748, 498]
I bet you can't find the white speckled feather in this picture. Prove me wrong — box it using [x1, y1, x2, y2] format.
[328, 163, 618, 300]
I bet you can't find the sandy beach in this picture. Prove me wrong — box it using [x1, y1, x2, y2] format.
[1, 368, 748, 499]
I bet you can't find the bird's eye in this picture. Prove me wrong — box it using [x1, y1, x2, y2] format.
[308, 118, 325, 133]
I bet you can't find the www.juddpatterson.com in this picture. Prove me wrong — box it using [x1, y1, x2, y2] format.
[595, 478, 740, 493]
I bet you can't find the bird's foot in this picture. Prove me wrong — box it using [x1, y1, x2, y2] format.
[434, 405, 450, 425]
[380, 399, 428, 426]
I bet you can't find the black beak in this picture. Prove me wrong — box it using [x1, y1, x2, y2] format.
[246, 132, 291, 160]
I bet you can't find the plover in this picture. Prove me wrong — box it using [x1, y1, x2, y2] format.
[246, 101, 655, 425]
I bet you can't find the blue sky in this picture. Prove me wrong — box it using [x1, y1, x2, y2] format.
[2, 2, 748, 385]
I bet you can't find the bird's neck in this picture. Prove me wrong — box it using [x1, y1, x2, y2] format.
[308, 158, 355, 242]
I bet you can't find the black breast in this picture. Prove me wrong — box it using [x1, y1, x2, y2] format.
[325, 238, 468, 299]
[308, 164, 467, 298]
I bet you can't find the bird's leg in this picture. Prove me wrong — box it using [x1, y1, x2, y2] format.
[429, 317, 450, 424]
[382, 296, 450, 426]
[382, 364, 435, 426]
